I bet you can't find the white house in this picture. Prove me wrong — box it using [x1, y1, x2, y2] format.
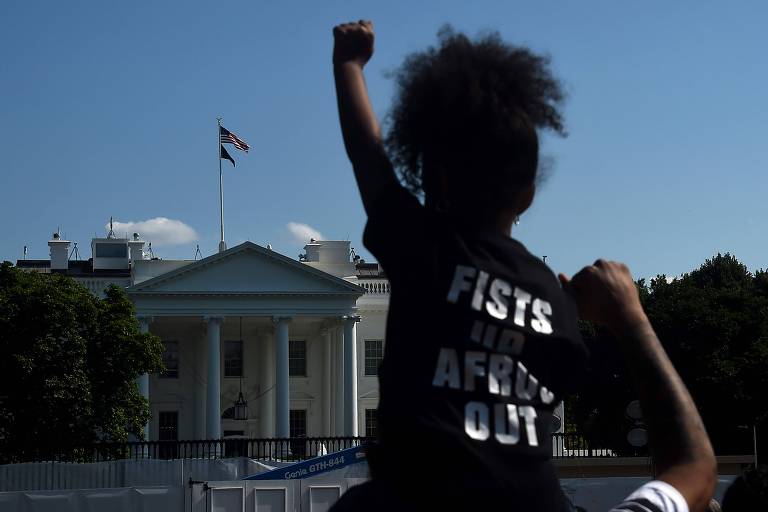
[17, 232, 390, 443]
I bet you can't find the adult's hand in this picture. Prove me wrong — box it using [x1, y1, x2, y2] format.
[559, 259, 647, 333]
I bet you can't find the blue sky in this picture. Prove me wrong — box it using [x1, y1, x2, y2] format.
[1, 1, 766, 280]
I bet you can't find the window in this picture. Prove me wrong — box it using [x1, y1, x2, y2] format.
[159, 411, 179, 440]
[289, 340, 306, 377]
[289, 409, 307, 438]
[224, 340, 243, 377]
[289, 409, 308, 460]
[161, 341, 179, 378]
[364, 340, 384, 376]
[158, 411, 178, 459]
[365, 408, 378, 438]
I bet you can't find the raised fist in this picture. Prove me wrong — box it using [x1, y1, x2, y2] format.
[333, 20, 375, 67]
[559, 259, 647, 331]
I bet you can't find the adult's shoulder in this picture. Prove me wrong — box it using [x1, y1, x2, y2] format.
[610, 480, 689, 512]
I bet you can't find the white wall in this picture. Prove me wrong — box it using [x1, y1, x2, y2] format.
[0, 476, 740, 512]
[0, 486, 183, 512]
[356, 310, 386, 436]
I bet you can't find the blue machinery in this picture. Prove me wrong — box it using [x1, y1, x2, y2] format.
[243, 444, 368, 481]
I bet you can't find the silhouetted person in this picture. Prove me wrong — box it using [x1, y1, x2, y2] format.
[721, 465, 768, 510]
[331, 20, 716, 512]
[332, 20, 586, 511]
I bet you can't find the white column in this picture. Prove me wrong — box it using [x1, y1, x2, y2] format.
[206, 316, 223, 439]
[274, 316, 291, 438]
[322, 327, 332, 437]
[137, 316, 152, 441]
[554, 401, 565, 434]
[195, 334, 207, 439]
[343, 315, 360, 436]
[260, 332, 275, 438]
[334, 326, 344, 435]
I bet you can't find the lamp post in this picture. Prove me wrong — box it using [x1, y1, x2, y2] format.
[754, 424, 758, 467]
[234, 390, 248, 421]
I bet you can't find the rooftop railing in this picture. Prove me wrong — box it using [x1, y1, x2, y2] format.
[357, 279, 391, 295]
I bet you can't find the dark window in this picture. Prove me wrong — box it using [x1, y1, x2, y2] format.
[158, 411, 178, 459]
[289, 409, 307, 460]
[159, 411, 179, 440]
[94, 243, 127, 258]
[364, 340, 384, 376]
[224, 432, 248, 458]
[161, 341, 179, 378]
[289, 409, 307, 438]
[224, 340, 243, 377]
[289, 340, 306, 377]
[365, 408, 378, 438]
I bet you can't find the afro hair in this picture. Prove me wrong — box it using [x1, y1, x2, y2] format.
[385, 26, 566, 212]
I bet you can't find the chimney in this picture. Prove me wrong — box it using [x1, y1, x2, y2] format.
[48, 232, 70, 270]
[303, 239, 322, 262]
[128, 232, 145, 263]
[300, 240, 356, 277]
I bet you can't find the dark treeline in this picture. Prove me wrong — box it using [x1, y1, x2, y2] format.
[568, 253, 768, 458]
[0, 262, 165, 463]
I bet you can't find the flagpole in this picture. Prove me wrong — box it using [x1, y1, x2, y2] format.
[217, 117, 226, 253]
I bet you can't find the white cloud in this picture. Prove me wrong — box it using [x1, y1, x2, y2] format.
[287, 222, 323, 244]
[108, 217, 198, 246]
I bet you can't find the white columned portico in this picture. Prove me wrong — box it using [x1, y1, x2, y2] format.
[137, 316, 152, 441]
[125, 242, 366, 442]
[343, 315, 360, 436]
[206, 316, 223, 439]
[274, 316, 291, 438]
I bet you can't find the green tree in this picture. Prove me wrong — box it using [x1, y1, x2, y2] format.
[568, 254, 768, 456]
[0, 262, 164, 462]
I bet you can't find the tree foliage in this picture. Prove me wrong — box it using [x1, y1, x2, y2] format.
[0, 262, 164, 461]
[568, 254, 768, 456]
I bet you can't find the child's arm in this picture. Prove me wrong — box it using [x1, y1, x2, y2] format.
[333, 21, 397, 215]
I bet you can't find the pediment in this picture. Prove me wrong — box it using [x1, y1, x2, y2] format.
[127, 242, 363, 296]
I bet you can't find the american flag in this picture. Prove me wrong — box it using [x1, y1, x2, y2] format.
[220, 125, 250, 152]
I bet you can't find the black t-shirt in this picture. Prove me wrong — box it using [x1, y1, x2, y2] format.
[363, 183, 589, 510]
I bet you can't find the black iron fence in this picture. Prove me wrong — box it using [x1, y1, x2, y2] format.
[3, 437, 371, 464]
[4, 434, 617, 464]
[551, 432, 618, 458]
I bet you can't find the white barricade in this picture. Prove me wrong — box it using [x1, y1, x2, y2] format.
[0, 486, 183, 512]
[0, 458, 284, 492]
